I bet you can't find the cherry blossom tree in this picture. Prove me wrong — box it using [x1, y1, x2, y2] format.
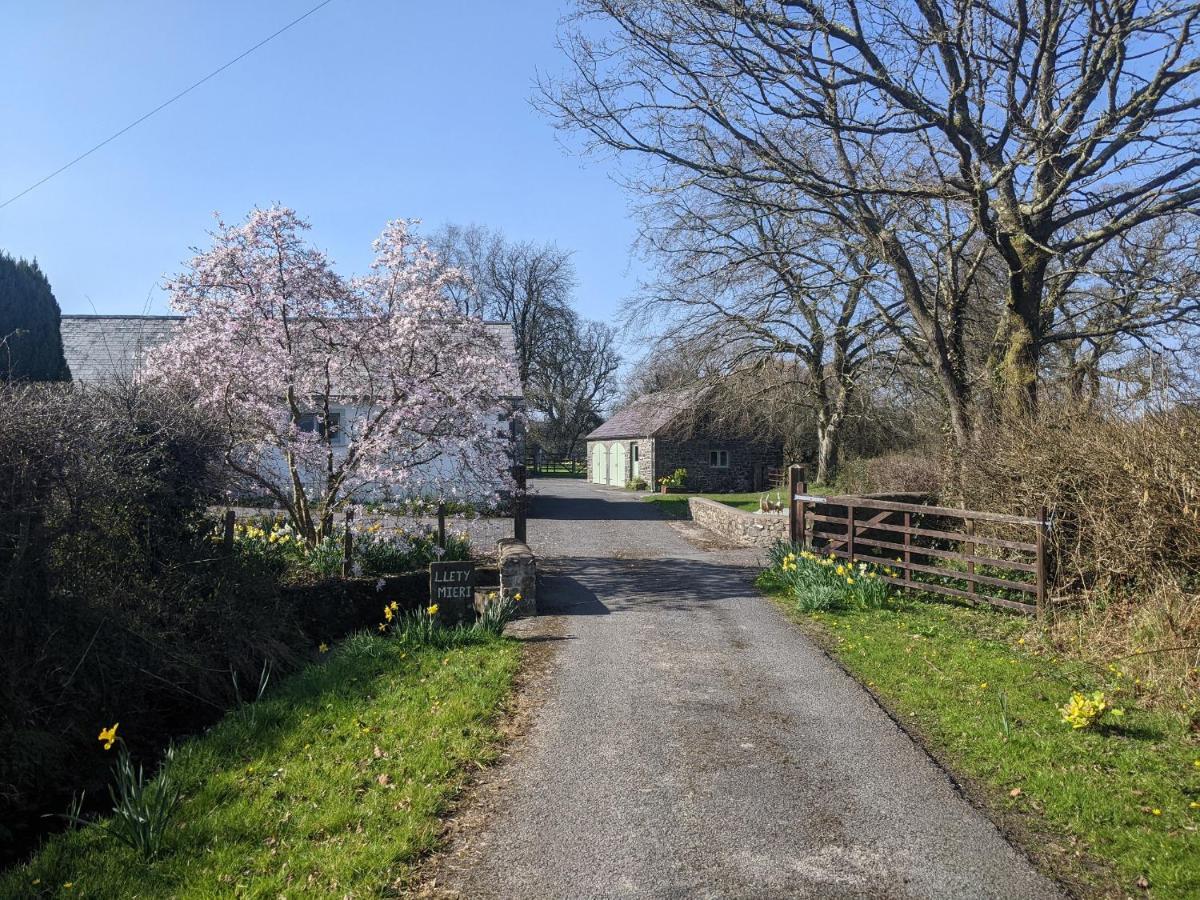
[144, 206, 518, 544]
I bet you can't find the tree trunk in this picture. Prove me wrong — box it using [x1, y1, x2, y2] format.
[997, 247, 1048, 418]
[815, 422, 836, 485]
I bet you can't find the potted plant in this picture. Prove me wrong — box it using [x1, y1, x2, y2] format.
[658, 468, 687, 493]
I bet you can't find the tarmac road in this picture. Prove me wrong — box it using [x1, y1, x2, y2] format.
[437, 478, 1060, 899]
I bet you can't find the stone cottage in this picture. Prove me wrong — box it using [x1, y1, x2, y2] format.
[585, 386, 782, 492]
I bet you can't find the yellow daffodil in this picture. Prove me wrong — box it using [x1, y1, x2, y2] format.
[384, 605, 394, 622]
[378, 622, 388, 632]
[1060, 691, 1107, 729]
[514, 592, 522, 601]
[427, 604, 439, 616]
[98, 722, 119, 750]
[319, 642, 330, 653]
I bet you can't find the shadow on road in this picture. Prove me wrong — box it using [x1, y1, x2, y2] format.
[530, 492, 666, 522]
[539, 556, 760, 616]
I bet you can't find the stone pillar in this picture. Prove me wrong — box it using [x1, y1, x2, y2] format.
[497, 537, 537, 617]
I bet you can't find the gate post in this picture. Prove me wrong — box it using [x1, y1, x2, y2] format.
[1036, 504, 1049, 618]
[513, 464, 527, 542]
[787, 464, 806, 546]
[342, 507, 354, 578]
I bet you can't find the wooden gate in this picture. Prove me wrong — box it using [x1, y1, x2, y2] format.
[785, 465, 1050, 616]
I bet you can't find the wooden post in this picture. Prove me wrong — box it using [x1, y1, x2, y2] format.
[222, 509, 235, 554]
[437, 503, 446, 549]
[966, 518, 976, 597]
[846, 500, 856, 564]
[903, 511, 912, 586]
[787, 464, 804, 545]
[1036, 505, 1049, 619]
[342, 507, 354, 578]
[513, 464, 527, 542]
[798, 480, 808, 548]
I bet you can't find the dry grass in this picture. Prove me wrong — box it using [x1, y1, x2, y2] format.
[836, 450, 946, 496]
[957, 409, 1200, 710]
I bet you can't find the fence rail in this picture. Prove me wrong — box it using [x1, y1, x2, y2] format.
[525, 454, 584, 476]
[786, 465, 1049, 616]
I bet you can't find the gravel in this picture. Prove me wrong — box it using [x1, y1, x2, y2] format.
[436, 478, 1061, 899]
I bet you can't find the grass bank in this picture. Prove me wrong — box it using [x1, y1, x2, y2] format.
[775, 596, 1200, 898]
[3, 630, 520, 898]
[642, 491, 768, 518]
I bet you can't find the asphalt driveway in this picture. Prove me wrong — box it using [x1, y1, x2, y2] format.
[437, 478, 1059, 899]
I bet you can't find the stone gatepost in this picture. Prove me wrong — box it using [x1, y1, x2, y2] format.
[496, 537, 537, 617]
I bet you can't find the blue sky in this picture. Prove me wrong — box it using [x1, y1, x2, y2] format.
[0, 0, 640, 327]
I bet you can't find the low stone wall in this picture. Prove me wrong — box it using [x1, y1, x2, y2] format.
[688, 497, 787, 548]
[496, 537, 538, 617]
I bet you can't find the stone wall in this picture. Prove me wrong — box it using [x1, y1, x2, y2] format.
[496, 537, 537, 617]
[688, 497, 788, 548]
[657, 439, 782, 492]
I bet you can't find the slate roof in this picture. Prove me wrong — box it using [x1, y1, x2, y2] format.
[586, 386, 707, 440]
[60, 315, 522, 397]
[60, 315, 182, 382]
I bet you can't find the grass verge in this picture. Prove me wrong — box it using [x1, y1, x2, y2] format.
[642, 491, 770, 517]
[773, 596, 1200, 898]
[3, 630, 520, 898]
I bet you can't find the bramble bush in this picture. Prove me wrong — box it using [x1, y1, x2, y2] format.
[957, 409, 1200, 708]
[0, 382, 486, 864]
[0, 382, 307, 861]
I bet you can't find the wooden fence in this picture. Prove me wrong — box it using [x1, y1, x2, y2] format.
[785, 466, 1050, 616]
[525, 454, 584, 476]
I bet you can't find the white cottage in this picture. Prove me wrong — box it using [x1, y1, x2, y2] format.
[59, 314, 525, 499]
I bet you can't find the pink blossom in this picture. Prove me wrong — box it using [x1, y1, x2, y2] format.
[143, 206, 518, 544]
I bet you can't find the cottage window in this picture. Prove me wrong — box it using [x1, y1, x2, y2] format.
[298, 411, 343, 443]
[709, 450, 729, 468]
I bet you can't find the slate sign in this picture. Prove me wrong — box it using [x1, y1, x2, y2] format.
[429, 560, 475, 605]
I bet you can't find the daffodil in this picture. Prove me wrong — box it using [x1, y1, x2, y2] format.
[98, 722, 119, 750]
[319, 642, 330, 653]
[427, 604, 439, 616]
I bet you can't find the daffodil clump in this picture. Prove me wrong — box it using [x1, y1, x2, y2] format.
[1059, 690, 1125, 730]
[760, 542, 895, 611]
[228, 516, 471, 579]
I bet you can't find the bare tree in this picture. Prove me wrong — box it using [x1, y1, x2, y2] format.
[429, 224, 577, 386]
[632, 178, 892, 481]
[528, 317, 621, 461]
[541, 0, 1200, 427]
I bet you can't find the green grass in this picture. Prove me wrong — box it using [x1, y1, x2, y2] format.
[642, 491, 775, 517]
[3, 631, 520, 898]
[773, 595, 1200, 898]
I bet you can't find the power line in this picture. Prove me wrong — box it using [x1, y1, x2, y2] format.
[0, 0, 338, 211]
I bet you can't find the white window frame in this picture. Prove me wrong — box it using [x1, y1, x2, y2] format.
[709, 449, 729, 468]
[298, 409, 346, 446]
